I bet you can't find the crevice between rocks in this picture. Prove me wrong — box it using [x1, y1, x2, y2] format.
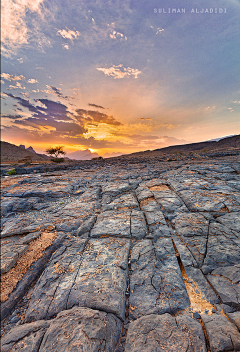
[171, 238, 216, 315]
[115, 210, 133, 352]
[202, 219, 211, 266]
[199, 317, 211, 352]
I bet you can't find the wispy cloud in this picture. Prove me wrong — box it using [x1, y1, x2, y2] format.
[57, 28, 80, 41]
[21, 92, 30, 98]
[110, 30, 127, 40]
[62, 43, 69, 50]
[1, 0, 51, 57]
[1, 73, 25, 81]
[76, 109, 122, 126]
[27, 78, 38, 84]
[156, 28, 164, 34]
[137, 117, 152, 120]
[88, 103, 106, 109]
[8, 82, 26, 90]
[41, 85, 69, 99]
[97, 64, 142, 79]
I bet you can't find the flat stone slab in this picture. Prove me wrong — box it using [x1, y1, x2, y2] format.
[102, 192, 139, 211]
[1, 307, 122, 352]
[2, 181, 73, 198]
[1, 319, 50, 352]
[91, 210, 131, 237]
[1, 242, 28, 274]
[90, 209, 147, 239]
[207, 265, 240, 309]
[173, 213, 209, 267]
[178, 189, 240, 212]
[129, 238, 190, 319]
[125, 313, 207, 352]
[26, 237, 130, 321]
[202, 222, 240, 274]
[201, 313, 240, 352]
[217, 212, 240, 232]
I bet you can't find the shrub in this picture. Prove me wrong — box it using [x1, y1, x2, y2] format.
[91, 156, 103, 160]
[50, 158, 65, 163]
[7, 169, 17, 175]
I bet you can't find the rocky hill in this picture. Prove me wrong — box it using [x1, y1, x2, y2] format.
[1, 141, 49, 163]
[118, 134, 240, 159]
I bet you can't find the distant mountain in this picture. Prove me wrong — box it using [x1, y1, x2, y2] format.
[1, 141, 49, 163]
[67, 149, 100, 160]
[103, 152, 124, 158]
[207, 134, 236, 142]
[118, 134, 240, 159]
[26, 146, 37, 153]
[18, 144, 37, 153]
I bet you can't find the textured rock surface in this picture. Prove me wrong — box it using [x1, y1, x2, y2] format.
[1, 156, 240, 351]
[125, 313, 207, 352]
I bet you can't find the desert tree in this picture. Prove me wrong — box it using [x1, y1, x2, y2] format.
[46, 146, 66, 158]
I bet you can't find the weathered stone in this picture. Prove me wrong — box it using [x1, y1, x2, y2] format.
[131, 209, 148, 239]
[125, 313, 207, 352]
[1, 243, 28, 273]
[25, 237, 87, 322]
[1, 157, 240, 351]
[201, 313, 240, 351]
[1, 233, 66, 321]
[217, 212, 240, 233]
[39, 307, 122, 352]
[173, 213, 209, 267]
[102, 192, 139, 211]
[67, 237, 130, 320]
[178, 188, 240, 212]
[202, 222, 240, 274]
[76, 215, 97, 236]
[102, 181, 131, 196]
[207, 265, 240, 308]
[26, 237, 130, 321]
[91, 210, 131, 237]
[1, 320, 50, 352]
[129, 238, 190, 319]
[228, 311, 240, 330]
[135, 186, 153, 202]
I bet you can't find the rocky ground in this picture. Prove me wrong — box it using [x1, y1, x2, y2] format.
[1, 156, 240, 351]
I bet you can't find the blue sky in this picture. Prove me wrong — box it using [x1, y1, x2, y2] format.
[1, 0, 240, 156]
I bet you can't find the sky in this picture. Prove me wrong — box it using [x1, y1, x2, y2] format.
[1, 0, 240, 157]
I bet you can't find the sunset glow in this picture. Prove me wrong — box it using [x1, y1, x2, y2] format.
[1, 0, 240, 158]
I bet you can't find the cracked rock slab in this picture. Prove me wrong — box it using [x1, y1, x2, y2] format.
[201, 313, 240, 352]
[67, 237, 130, 320]
[26, 237, 130, 321]
[25, 237, 88, 322]
[207, 265, 240, 309]
[173, 213, 209, 267]
[129, 239, 190, 319]
[39, 307, 122, 352]
[202, 222, 240, 274]
[1, 320, 50, 352]
[91, 210, 131, 237]
[102, 192, 139, 211]
[125, 313, 207, 352]
[1, 307, 122, 352]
